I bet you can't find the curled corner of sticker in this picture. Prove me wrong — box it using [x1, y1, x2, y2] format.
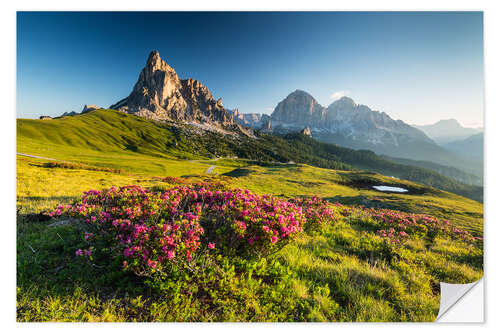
[436, 278, 484, 322]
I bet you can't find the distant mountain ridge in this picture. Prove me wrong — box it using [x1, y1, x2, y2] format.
[230, 90, 482, 180]
[445, 133, 483, 159]
[237, 90, 433, 146]
[227, 109, 270, 129]
[414, 119, 483, 145]
[259, 90, 475, 171]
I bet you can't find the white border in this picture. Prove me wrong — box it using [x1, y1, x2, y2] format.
[2, 0, 499, 331]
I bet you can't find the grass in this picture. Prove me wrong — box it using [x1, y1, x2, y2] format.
[226, 164, 483, 236]
[16, 109, 483, 322]
[17, 153, 483, 322]
[18, 109, 483, 202]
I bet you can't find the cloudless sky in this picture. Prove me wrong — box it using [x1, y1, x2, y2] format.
[17, 11, 484, 127]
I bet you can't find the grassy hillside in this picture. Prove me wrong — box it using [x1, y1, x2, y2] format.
[280, 134, 483, 202]
[314, 130, 483, 179]
[224, 164, 482, 236]
[17, 155, 482, 322]
[382, 155, 483, 186]
[17, 109, 482, 201]
[16, 109, 483, 321]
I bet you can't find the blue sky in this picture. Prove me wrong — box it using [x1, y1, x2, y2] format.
[17, 12, 484, 126]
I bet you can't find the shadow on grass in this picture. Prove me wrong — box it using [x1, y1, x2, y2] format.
[325, 195, 414, 212]
[17, 213, 149, 321]
[20, 196, 80, 202]
[222, 168, 253, 178]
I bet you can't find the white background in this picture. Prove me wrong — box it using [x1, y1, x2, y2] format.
[1, 0, 498, 331]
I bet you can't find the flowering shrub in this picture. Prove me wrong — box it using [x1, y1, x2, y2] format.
[160, 176, 185, 184]
[50, 184, 306, 277]
[288, 196, 338, 232]
[360, 208, 480, 244]
[49, 183, 479, 281]
[198, 187, 306, 256]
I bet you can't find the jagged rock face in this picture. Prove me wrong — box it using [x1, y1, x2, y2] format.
[111, 51, 233, 126]
[227, 110, 271, 129]
[181, 78, 233, 125]
[324, 97, 431, 143]
[271, 90, 325, 128]
[267, 91, 447, 162]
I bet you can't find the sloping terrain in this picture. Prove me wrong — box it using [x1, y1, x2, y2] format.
[16, 108, 483, 322]
[16, 152, 483, 322]
[17, 109, 482, 202]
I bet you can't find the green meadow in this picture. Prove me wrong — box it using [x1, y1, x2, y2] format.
[16, 111, 483, 322]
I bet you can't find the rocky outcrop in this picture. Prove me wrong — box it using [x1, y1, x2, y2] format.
[61, 111, 78, 117]
[228, 109, 271, 129]
[82, 104, 101, 113]
[110, 51, 234, 127]
[300, 126, 312, 137]
[260, 119, 272, 133]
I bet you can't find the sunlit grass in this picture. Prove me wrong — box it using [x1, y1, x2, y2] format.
[16, 146, 483, 322]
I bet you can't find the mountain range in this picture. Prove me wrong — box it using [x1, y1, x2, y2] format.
[414, 119, 483, 145]
[240, 90, 481, 179]
[444, 133, 484, 159]
[94, 51, 481, 184]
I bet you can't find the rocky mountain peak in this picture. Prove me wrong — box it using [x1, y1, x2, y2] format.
[328, 96, 357, 110]
[110, 51, 234, 127]
[145, 50, 176, 74]
[271, 89, 325, 127]
[147, 50, 161, 65]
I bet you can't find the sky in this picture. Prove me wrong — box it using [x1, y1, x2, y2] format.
[17, 11, 484, 127]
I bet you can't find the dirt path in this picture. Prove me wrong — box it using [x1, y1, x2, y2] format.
[187, 157, 219, 174]
[206, 165, 216, 174]
[17, 152, 57, 160]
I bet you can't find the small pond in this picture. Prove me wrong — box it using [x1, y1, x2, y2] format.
[372, 185, 408, 193]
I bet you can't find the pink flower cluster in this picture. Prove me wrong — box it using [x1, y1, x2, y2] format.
[50, 184, 307, 275]
[362, 208, 480, 244]
[49, 183, 480, 277]
[288, 196, 339, 232]
[160, 176, 185, 184]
